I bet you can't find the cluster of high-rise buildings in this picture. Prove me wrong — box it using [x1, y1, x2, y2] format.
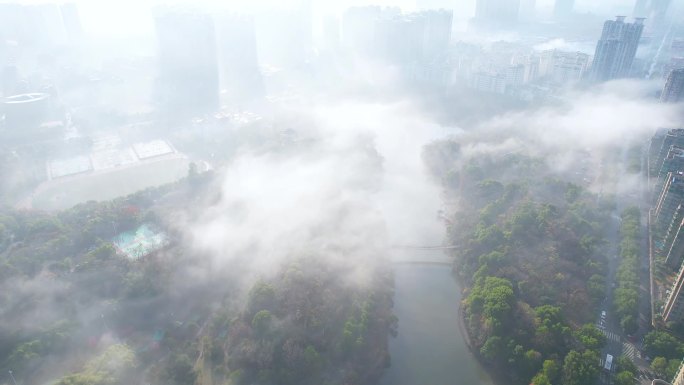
[453, 42, 590, 96]
[2, 1, 684, 128]
[470, 0, 576, 28]
[460, 12, 649, 96]
[155, 5, 456, 117]
[0, 3, 83, 55]
[472, 0, 521, 28]
[662, 69, 684, 103]
[153, 9, 285, 118]
[633, 0, 672, 38]
[0, 3, 84, 142]
[649, 129, 684, 325]
[0, 3, 82, 98]
[341, 7, 453, 64]
[148, 0, 684, 119]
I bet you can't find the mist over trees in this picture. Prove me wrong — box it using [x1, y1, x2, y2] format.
[1, 0, 684, 385]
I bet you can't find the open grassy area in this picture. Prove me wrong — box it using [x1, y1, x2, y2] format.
[32, 157, 190, 210]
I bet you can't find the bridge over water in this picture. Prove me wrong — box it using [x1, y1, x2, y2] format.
[390, 245, 458, 266]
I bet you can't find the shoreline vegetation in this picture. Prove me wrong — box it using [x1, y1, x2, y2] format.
[0, 172, 397, 385]
[425, 140, 617, 385]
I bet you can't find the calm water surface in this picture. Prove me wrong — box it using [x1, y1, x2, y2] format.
[379, 263, 494, 385]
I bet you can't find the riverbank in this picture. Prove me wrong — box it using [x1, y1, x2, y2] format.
[456, 284, 473, 350]
[454, 269, 521, 385]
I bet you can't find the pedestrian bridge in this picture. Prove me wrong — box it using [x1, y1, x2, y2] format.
[390, 244, 456, 266]
[390, 245, 460, 251]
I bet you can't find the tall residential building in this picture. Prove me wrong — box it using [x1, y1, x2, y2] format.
[663, 261, 684, 323]
[655, 146, 684, 199]
[654, 130, 684, 183]
[469, 71, 506, 94]
[322, 14, 341, 53]
[673, 360, 684, 385]
[551, 51, 589, 84]
[0, 4, 67, 49]
[415, 0, 454, 10]
[0, 3, 82, 54]
[554, 0, 574, 20]
[524, 55, 540, 83]
[650, 128, 670, 178]
[255, 6, 312, 68]
[421, 9, 453, 61]
[538, 50, 589, 84]
[60, 3, 83, 44]
[634, 0, 672, 34]
[654, 172, 684, 234]
[1, 65, 18, 97]
[342, 6, 400, 56]
[634, 0, 671, 16]
[662, 68, 684, 103]
[344, 8, 451, 65]
[663, 207, 684, 268]
[216, 14, 263, 100]
[506, 64, 525, 87]
[374, 14, 426, 64]
[673, 38, 684, 58]
[590, 16, 644, 82]
[155, 11, 219, 117]
[474, 0, 521, 28]
[519, 0, 536, 22]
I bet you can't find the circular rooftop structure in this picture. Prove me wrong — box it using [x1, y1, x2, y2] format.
[2, 92, 50, 129]
[3, 92, 49, 104]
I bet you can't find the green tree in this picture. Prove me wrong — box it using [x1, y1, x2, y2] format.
[531, 373, 551, 385]
[667, 359, 681, 380]
[644, 331, 684, 359]
[620, 315, 638, 335]
[561, 350, 600, 385]
[304, 345, 322, 373]
[0, 222, 7, 244]
[187, 162, 201, 187]
[616, 355, 637, 375]
[614, 370, 636, 385]
[247, 282, 277, 316]
[252, 310, 272, 337]
[587, 274, 606, 303]
[542, 359, 561, 382]
[480, 336, 505, 362]
[651, 357, 668, 377]
[523, 349, 542, 375]
[166, 353, 196, 385]
[57, 344, 135, 385]
[574, 324, 607, 351]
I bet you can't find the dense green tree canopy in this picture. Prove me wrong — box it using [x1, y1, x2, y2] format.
[561, 350, 600, 385]
[644, 331, 684, 359]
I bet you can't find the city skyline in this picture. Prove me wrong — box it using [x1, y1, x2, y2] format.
[2, 2, 684, 385]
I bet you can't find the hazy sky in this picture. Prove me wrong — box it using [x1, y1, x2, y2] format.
[2, 0, 644, 38]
